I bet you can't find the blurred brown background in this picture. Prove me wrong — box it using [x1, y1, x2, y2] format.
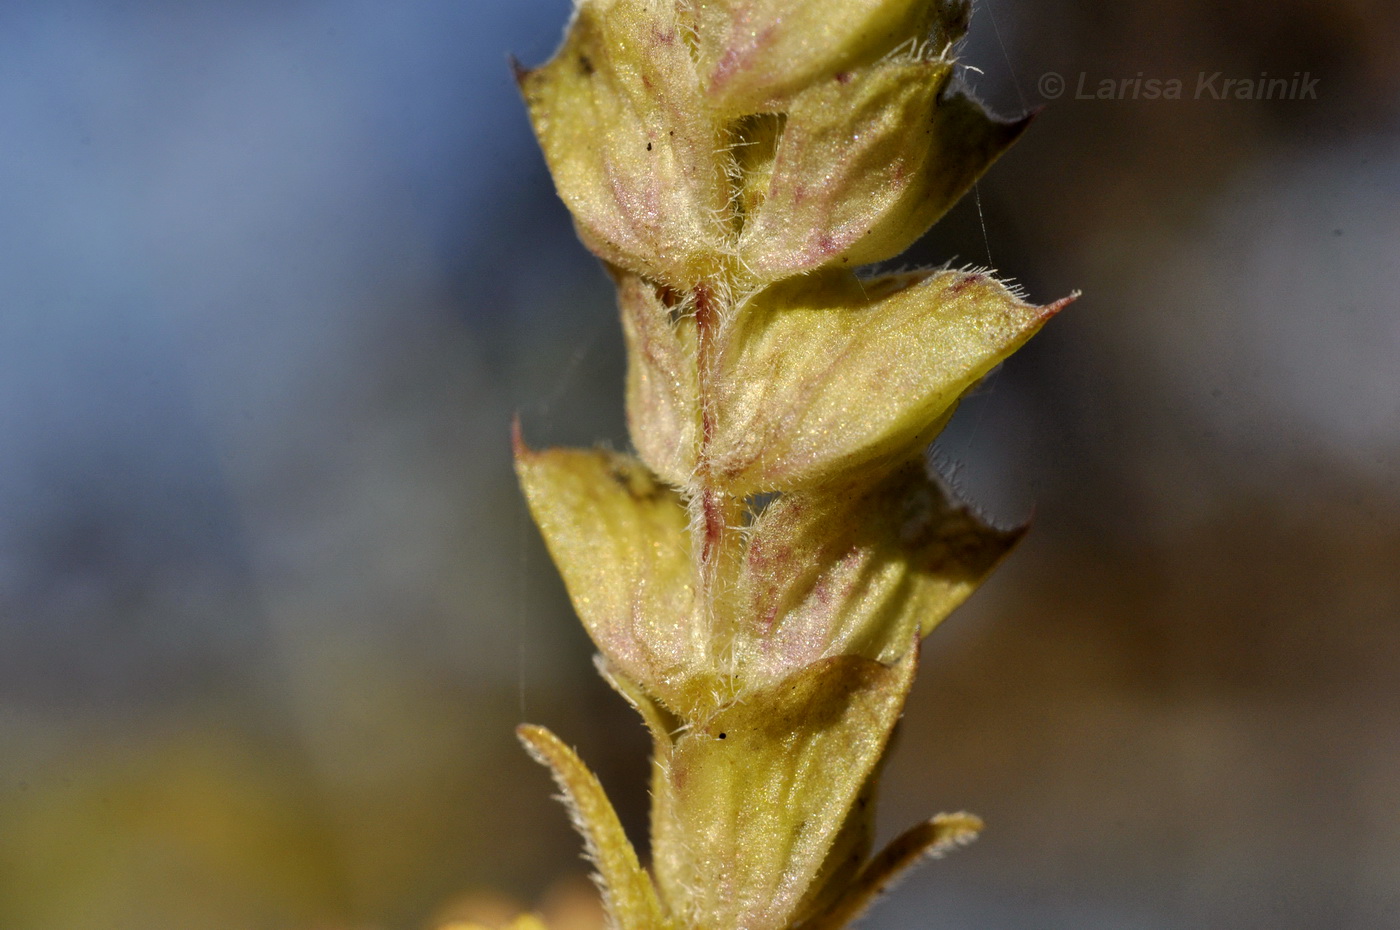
[1, 1, 1397, 927]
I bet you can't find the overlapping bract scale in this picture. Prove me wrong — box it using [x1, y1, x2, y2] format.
[708, 269, 1068, 492]
[620, 269, 1067, 495]
[684, 0, 950, 115]
[516, 0, 730, 288]
[650, 650, 916, 930]
[739, 62, 1029, 279]
[728, 460, 1025, 689]
[513, 442, 706, 711]
[617, 272, 700, 485]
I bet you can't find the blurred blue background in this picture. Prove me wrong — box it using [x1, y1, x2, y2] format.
[1, 1, 1397, 928]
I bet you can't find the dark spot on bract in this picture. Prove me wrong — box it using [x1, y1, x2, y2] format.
[647, 142, 653, 151]
[718, 732, 727, 740]
[578, 55, 594, 76]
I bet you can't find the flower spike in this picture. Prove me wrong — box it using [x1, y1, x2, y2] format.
[512, 2, 1071, 927]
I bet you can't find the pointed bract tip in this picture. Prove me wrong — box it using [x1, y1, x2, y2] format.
[1009, 517, 1033, 545]
[1008, 107, 1037, 134]
[507, 54, 530, 87]
[1038, 290, 1080, 322]
[510, 415, 530, 459]
[799, 808, 984, 930]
